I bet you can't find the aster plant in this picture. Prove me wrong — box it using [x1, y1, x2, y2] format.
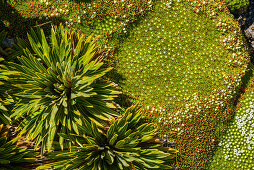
[9, 23, 121, 154]
[7, 0, 154, 39]
[37, 104, 178, 170]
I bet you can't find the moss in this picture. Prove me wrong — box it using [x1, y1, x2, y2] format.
[115, 0, 250, 168]
[116, 1, 233, 108]
[206, 64, 254, 169]
[225, 0, 249, 13]
[4, 0, 154, 38]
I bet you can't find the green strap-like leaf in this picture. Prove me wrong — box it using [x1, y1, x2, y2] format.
[109, 134, 118, 146]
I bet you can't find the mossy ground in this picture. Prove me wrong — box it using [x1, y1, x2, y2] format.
[115, 0, 250, 168]
[206, 64, 254, 169]
[116, 1, 235, 109]
[225, 0, 249, 13]
[0, 0, 252, 169]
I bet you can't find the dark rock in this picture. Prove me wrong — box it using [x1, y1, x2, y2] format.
[245, 0, 254, 27]
[2, 37, 14, 49]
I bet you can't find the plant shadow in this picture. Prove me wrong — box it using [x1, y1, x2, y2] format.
[70, 0, 94, 3]
[0, 1, 67, 38]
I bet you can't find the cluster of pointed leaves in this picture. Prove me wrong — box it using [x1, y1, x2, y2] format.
[0, 124, 37, 170]
[37, 104, 178, 170]
[8, 23, 121, 154]
[0, 31, 14, 124]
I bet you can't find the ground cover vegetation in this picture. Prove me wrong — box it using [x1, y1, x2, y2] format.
[207, 64, 254, 169]
[37, 104, 178, 170]
[0, 0, 253, 169]
[205, 65, 254, 169]
[1, 0, 154, 67]
[224, 0, 249, 13]
[115, 0, 251, 168]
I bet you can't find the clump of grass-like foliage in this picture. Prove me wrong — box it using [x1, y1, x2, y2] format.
[8, 23, 121, 154]
[37, 104, 178, 170]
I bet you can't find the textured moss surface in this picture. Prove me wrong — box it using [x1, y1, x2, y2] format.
[115, 0, 250, 168]
[225, 0, 249, 13]
[116, 1, 234, 109]
[3, 0, 153, 39]
[207, 64, 254, 169]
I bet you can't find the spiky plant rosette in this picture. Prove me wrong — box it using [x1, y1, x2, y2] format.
[8, 23, 121, 153]
[0, 124, 37, 170]
[37, 104, 178, 170]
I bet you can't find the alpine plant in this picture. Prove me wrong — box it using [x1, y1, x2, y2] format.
[0, 124, 37, 170]
[37, 104, 178, 170]
[0, 57, 13, 125]
[8, 23, 121, 154]
[0, 31, 14, 125]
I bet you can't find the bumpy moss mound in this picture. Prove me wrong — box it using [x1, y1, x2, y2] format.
[225, 0, 249, 13]
[117, 2, 234, 108]
[207, 64, 254, 169]
[115, 0, 250, 168]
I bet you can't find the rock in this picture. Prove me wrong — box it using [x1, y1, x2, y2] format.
[245, 23, 254, 48]
[2, 37, 14, 49]
[245, 0, 254, 27]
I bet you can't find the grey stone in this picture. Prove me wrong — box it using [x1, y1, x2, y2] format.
[245, 23, 254, 48]
[2, 38, 14, 49]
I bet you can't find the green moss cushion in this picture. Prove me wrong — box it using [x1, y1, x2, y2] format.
[207, 65, 254, 169]
[225, 0, 249, 13]
[117, 2, 235, 108]
[115, 0, 250, 168]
